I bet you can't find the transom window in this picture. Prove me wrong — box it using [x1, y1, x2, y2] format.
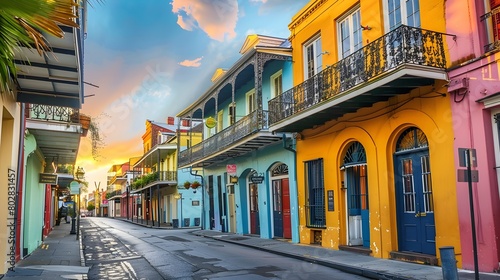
[396, 127, 428, 152]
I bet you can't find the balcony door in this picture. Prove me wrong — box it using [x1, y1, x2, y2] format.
[338, 7, 364, 90]
[384, 0, 422, 68]
[303, 36, 323, 105]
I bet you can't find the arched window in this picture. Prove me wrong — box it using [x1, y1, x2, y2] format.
[342, 141, 366, 168]
[271, 163, 288, 176]
[396, 127, 428, 152]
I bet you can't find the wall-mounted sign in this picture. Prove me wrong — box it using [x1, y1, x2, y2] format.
[327, 190, 334, 211]
[192, 200, 200, 206]
[39, 173, 57, 184]
[205, 117, 217, 128]
[70, 181, 80, 195]
[250, 175, 264, 184]
[226, 164, 237, 174]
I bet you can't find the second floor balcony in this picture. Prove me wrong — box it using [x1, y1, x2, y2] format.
[25, 104, 83, 166]
[131, 142, 178, 192]
[268, 25, 449, 133]
[178, 110, 283, 168]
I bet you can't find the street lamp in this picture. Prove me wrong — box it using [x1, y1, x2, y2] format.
[72, 167, 85, 237]
[126, 182, 130, 220]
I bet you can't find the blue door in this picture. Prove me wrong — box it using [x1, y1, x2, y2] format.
[343, 142, 370, 248]
[394, 128, 435, 255]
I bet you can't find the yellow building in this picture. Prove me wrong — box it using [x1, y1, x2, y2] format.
[269, 0, 461, 267]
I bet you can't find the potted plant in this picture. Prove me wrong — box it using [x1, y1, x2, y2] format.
[191, 181, 201, 189]
[183, 181, 191, 189]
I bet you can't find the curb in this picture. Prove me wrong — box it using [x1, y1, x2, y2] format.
[193, 232, 410, 280]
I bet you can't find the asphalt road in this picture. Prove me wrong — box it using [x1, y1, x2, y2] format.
[81, 217, 370, 280]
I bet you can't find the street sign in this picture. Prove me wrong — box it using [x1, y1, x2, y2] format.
[458, 148, 477, 167]
[226, 164, 237, 174]
[69, 181, 80, 195]
[39, 173, 57, 184]
[250, 175, 264, 184]
[457, 169, 479, 182]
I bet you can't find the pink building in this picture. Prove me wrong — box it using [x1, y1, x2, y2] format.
[446, 0, 500, 272]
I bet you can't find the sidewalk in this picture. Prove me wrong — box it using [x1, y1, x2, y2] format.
[2, 220, 88, 280]
[191, 229, 500, 280]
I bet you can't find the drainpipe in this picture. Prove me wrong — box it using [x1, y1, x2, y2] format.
[283, 133, 296, 180]
[190, 167, 204, 228]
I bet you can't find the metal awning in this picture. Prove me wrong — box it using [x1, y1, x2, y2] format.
[14, 26, 84, 108]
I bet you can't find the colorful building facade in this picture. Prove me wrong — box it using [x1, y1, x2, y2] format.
[268, 0, 462, 267]
[130, 119, 202, 227]
[445, 0, 500, 272]
[177, 35, 299, 241]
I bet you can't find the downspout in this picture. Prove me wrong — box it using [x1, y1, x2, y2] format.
[190, 167, 204, 228]
[283, 133, 299, 243]
[15, 104, 26, 263]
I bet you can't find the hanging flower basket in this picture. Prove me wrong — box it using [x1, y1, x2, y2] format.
[183, 181, 191, 189]
[191, 181, 201, 189]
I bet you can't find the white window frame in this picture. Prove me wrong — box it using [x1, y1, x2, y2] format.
[383, 0, 421, 31]
[303, 35, 323, 79]
[337, 7, 363, 59]
[246, 89, 255, 114]
[270, 70, 283, 99]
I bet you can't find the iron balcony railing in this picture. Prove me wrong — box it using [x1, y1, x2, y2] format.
[106, 190, 122, 199]
[269, 25, 447, 125]
[305, 204, 326, 228]
[178, 110, 269, 167]
[481, 6, 500, 52]
[131, 171, 177, 190]
[26, 104, 79, 123]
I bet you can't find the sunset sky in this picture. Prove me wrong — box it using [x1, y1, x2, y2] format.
[76, 0, 309, 192]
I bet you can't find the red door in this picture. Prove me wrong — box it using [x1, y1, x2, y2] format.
[282, 179, 291, 239]
[43, 185, 52, 238]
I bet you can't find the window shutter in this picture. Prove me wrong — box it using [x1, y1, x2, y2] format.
[492, 0, 500, 9]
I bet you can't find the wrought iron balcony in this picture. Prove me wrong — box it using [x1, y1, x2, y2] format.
[269, 25, 448, 132]
[130, 171, 177, 191]
[178, 110, 282, 168]
[26, 104, 79, 123]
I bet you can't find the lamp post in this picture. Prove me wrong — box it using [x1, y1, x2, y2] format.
[126, 182, 130, 220]
[73, 167, 85, 238]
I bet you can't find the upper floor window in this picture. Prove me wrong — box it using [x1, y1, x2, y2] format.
[481, 0, 500, 52]
[386, 0, 421, 30]
[304, 36, 323, 79]
[270, 70, 283, 99]
[246, 89, 255, 114]
[338, 7, 363, 58]
[229, 103, 236, 125]
[217, 110, 224, 132]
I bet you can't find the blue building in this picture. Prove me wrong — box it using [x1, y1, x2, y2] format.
[177, 35, 299, 242]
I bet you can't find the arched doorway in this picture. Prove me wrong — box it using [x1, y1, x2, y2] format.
[271, 163, 291, 239]
[341, 141, 370, 247]
[394, 127, 435, 255]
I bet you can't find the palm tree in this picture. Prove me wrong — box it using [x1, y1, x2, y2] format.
[0, 0, 80, 92]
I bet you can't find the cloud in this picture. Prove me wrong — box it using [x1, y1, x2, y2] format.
[171, 0, 238, 42]
[178, 56, 203, 67]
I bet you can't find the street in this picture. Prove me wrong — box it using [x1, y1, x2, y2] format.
[81, 217, 370, 280]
